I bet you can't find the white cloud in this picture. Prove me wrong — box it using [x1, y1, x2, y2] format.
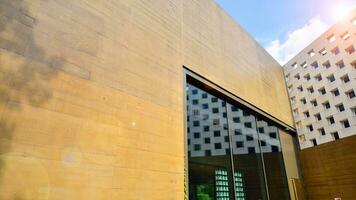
[266, 17, 329, 65]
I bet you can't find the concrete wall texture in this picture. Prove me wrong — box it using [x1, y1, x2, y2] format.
[0, 0, 293, 199]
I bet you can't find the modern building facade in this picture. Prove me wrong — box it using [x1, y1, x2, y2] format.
[0, 0, 302, 199]
[283, 10, 356, 149]
[186, 82, 291, 200]
[283, 9, 356, 199]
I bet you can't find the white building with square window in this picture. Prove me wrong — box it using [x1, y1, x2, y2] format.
[186, 84, 281, 156]
[283, 10, 356, 149]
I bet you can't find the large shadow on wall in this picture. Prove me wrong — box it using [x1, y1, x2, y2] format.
[0, 0, 63, 188]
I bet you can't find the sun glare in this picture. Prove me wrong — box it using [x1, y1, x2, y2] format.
[332, 3, 356, 22]
[332, 5, 349, 21]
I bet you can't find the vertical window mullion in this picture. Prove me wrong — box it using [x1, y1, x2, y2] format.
[255, 117, 270, 200]
[225, 102, 238, 200]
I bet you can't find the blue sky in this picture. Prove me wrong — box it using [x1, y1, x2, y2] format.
[215, 0, 355, 64]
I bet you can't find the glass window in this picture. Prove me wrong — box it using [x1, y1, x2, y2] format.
[323, 101, 331, 109]
[336, 104, 345, 112]
[311, 99, 318, 107]
[214, 131, 221, 137]
[204, 137, 211, 144]
[332, 132, 340, 140]
[345, 45, 355, 54]
[248, 147, 256, 154]
[231, 106, 238, 112]
[340, 74, 350, 83]
[307, 87, 314, 94]
[246, 135, 254, 141]
[244, 122, 252, 128]
[202, 114, 209, 120]
[311, 139, 317, 146]
[260, 140, 266, 146]
[315, 113, 322, 121]
[202, 103, 209, 109]
[331, 47, 340, 55]
[186, 81, 290, 200]
[187, 83, 235, 200]
[242, 111, 250, 116]
[226, 103, 268, 200]
[233, 117, 240, 123]
[318, 87, 326, 95]
[331, 88, 340, 96]
[271, 146, 279, 152]
[318, 128, 326, 136]
[308, 50, 315, 57]
[204, 126, 210, 132]
[294, 73, 300, 80]
[215, 143, 222, 149]
[311, 61, 319, 68]
[314, 74, 322, 81]
[223, 112, 227, 118]
[304, 74, 310, 80]
[236, 141, 244, 148]
[258, 127, 264, 133]
[341, 119, 350, 128]
[235, 129, 242, 135]
[300, 98, 307, 104]
[327, 74, 335, 82]
[327, 34, 335, 42]
[269, 132, 277, 138]
[213, 119, 220, 125]
[205, 150, 211, 156]
[256, 119, 289, 199]
[322, 61, 331, 68]
[346, 90, 355, 99]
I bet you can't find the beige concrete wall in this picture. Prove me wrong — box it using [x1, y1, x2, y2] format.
[182, 1, 293, 125]
[0, 0, 293, 199]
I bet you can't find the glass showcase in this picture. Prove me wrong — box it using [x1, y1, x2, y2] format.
[186, 82, 290, 200]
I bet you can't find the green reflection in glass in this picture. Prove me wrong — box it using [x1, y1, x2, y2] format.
[196, 184, 214, 200]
